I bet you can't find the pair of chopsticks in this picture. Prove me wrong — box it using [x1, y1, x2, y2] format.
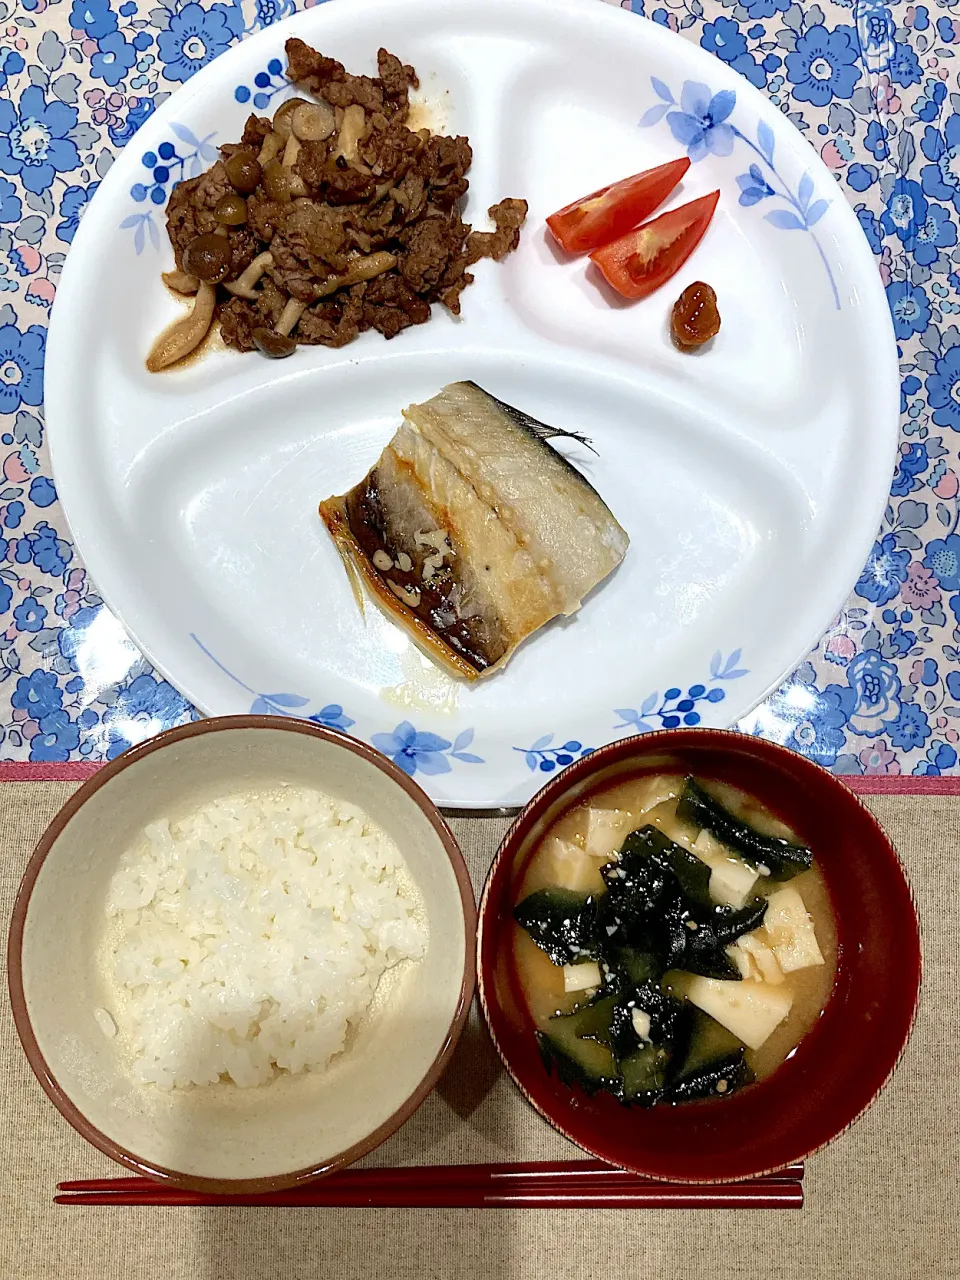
[57, 1159, 804, 1208]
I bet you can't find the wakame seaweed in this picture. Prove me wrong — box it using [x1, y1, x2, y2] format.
[512, 826, 749, 989]
[543, 983, 687, 1105]
[600, 843, 672, 913]
[539, 993, 620, 1092]
[709, 897, 769, 946]
[618, 1042, 671, 1104]
[621, 825, 713, 906]
[666, 1048, 755, 1103]
[675, 911, 743, 981]
[599, 943, 663, 993]
[621, 981, 687, 1050]
[677, 778, 812, 879]
[513, 888, 598, 966]
[537, 1028, 619, 1094]
[515, 792, 815, 1110]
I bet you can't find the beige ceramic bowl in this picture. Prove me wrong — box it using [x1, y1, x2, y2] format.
[8, 716, 475, 1194]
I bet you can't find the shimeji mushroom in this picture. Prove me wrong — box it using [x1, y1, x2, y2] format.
[224, 151, 261, 193]
[225, 252, 398, 363]
[275, 297, 306, 336]
[161, 269, 199, 295]
[224, 251, 274, 301]
[282, 134, 301, 169]
[250, 297, 306, 360]
[256, 131, 282, 167]
[262, 158, 306, 203]
[291, 101, 335, 142]
[252, 327, 298, 359]
[145, 281, 216, 372]
[214, 193, 248, 226]
[272, 97, 310, 142]
[332, 105, 367, 163]
[314, 251, 397, 298]
[182, 233, 232, 284]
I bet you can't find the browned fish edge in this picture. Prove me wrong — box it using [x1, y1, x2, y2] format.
[319, 496, 484, 683]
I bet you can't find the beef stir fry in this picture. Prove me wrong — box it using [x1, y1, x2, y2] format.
[147, 39, 527, 370]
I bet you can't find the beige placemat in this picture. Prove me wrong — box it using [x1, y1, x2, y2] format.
[1, 782, 955, 1280]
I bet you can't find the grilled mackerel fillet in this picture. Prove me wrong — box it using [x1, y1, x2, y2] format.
[320, 381, 629, 680]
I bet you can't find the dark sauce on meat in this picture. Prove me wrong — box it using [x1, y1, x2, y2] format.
[160, 39, 527, 362]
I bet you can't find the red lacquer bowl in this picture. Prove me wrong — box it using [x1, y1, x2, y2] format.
[477, 729, 921, 1183]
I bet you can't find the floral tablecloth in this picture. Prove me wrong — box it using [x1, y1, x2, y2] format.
[0, 0, 954, 777]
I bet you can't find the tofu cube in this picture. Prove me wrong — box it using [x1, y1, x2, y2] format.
[541, 837, 605, 893]
[736, 933, 785, 985]
[563, 961, 602, 993]
[582, 779, 682, 860]
[684, 976, 793, 1050]
[631, 1008, 652, 1041]
[726, 943, 758, 980]
[584, 809, 634, 860]
[709, 862, 760, 910]
[627, 775, 684, 816]
[691, 830, 760, 908]
[762, 886, 824, 973]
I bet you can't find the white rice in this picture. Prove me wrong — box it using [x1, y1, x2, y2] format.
[103, 787, 427, 1090]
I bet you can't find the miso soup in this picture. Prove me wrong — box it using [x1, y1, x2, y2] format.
[512, 774, 837, 1105]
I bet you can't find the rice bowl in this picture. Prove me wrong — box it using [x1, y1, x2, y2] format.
[8, 717, 475, 1193]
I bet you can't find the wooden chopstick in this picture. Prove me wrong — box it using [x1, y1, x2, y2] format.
[56, 1161, 804, 1209]
[54, 1182, 804, 1209]
[56, 1187, 802, 1208]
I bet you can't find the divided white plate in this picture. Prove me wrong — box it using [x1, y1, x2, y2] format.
[45, 0, 899, 806]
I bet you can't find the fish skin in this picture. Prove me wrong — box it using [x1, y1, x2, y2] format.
[319, 382, 629, 681]
[320, 494, 489, 680]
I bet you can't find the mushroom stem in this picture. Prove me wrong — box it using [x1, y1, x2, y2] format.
[332, 104, 367, 162]
[282, 135, 301, 168]
[161, 269, 199, 295]
[315, 251, 397, 298]
[224, 251, 274, 300]
[146, 281, 216, 372]
[257, 132, 281, 166]
[275, 297, 306, 337]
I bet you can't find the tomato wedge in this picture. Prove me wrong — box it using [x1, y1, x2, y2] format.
[589, 190, 721, 301]
[545, 158, 691, 255]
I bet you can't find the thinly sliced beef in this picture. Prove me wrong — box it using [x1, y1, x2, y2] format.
[157, 38, 526, 361]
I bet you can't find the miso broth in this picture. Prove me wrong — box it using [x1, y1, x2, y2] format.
[512, 774, 837, 1105]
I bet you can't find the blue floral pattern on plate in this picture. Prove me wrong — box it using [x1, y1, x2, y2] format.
[641, 76, 840, 307]
[0, 0, 959, 785]
[613, 649, 750, 733]
[120, 124, 219, 250]
[372, 724, 483, 777]
[234, 55, 291, 109]
[514, 735, 595, 774]
[189, 633, 476, 775]
[191, 636, 746, 780]
[190, 633, 356, 730]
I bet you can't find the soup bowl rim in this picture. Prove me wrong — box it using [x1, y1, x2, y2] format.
[476, 726, 922, 1183]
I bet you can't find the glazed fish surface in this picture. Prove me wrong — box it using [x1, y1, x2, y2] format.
[319, 381, 629, 680]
